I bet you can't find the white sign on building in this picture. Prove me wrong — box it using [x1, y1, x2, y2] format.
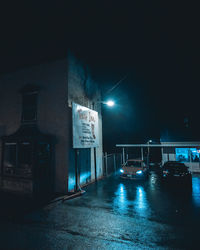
[72, 102, 99, 148]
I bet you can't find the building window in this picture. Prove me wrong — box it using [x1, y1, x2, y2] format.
[190, 148, 200, 162]
[176, 148, 200, 162]
[3, 142, 32, 177]
[22, 93, 37, 122]
[20, 85, 39, 123]
[3, 143, 17, 174]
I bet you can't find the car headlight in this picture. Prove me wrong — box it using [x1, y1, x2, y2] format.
[120, 169, 124, 173]
[136, 170, 143, 175]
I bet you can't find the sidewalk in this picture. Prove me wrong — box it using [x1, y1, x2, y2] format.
[0, 189, 86, 220]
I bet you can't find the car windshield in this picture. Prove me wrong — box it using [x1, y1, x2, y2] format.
[126, 161, 143, 167]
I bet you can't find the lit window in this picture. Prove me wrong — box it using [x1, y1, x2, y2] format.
[190, 148, 200, 162]
[176, 148, 200, 162]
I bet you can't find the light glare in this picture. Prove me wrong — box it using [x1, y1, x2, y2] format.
[106, 100, 114, 107]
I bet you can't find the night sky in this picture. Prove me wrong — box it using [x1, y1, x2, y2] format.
[1, 2, 200, 151]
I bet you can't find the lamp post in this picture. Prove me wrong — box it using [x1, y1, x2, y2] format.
[93, 99, 115, 179]
[147, 139, 152, 167]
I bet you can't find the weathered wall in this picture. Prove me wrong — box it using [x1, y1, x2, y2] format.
[0, 126, 6, 175]
[0, 60, 69, 193]
[0, 53, 103, 194]
[67, 52, 103, 190]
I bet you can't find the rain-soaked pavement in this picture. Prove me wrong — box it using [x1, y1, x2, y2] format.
[1, 172, 200, 249]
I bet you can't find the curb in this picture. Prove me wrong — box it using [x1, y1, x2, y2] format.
[62, 190, 86, 201]
[48, 190, 86, 204]
[47, 176, 106, 205]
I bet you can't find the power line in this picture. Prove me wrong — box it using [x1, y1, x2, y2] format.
[105, 74, 128, 96]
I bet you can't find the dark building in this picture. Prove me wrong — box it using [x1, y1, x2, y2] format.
[0, 52, 103, 196]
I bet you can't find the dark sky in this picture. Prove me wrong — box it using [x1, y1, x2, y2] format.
[1, 1, 200, 150]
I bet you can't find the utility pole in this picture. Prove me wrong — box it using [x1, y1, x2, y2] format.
[147, 140, 152, 167]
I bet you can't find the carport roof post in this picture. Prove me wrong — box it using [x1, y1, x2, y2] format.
[122, 147, 125, 164]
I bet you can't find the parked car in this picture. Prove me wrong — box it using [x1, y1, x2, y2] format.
[161, 161, 192, 183]
[120, 159, 149, 180]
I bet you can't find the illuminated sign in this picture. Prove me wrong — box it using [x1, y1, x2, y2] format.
[72, 103, 99, 148]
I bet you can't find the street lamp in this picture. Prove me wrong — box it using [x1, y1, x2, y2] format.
[97, 100, 115, 107]
[93, 98, 115, 178]
[104, 100, 115, 107]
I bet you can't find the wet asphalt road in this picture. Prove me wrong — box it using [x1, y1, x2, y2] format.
[1, 172, 200, 249]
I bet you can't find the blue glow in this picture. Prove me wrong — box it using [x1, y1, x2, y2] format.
[120, 169, 124, 173]
[136, 187, 145, 209]
[80, 172, 91, 185]
[68, 172, 91, 191]
[106, 100, 115, 107]
[176, 148, 189, 162]
[68, 175, 76, 191]
[192, 177, 200, 207]
[134, 186, 149, 217]
[113, 183, 128, 215]
[113, 183, 151, 218]
[136, 170, 143, 175]
[176, 148, 200, 162]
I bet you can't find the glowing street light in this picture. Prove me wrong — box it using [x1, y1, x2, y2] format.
[105, 100, 115, 107]
[95, 100, 115, 108]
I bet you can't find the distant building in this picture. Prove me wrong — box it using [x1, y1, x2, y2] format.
[0, 52, 103, 196]
[160, 131, 200, 173]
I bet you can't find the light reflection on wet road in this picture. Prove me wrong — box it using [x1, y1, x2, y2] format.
[1, 172, 200, 249]
[113, 183, 150, 218]
[192, 177, 200, 207]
